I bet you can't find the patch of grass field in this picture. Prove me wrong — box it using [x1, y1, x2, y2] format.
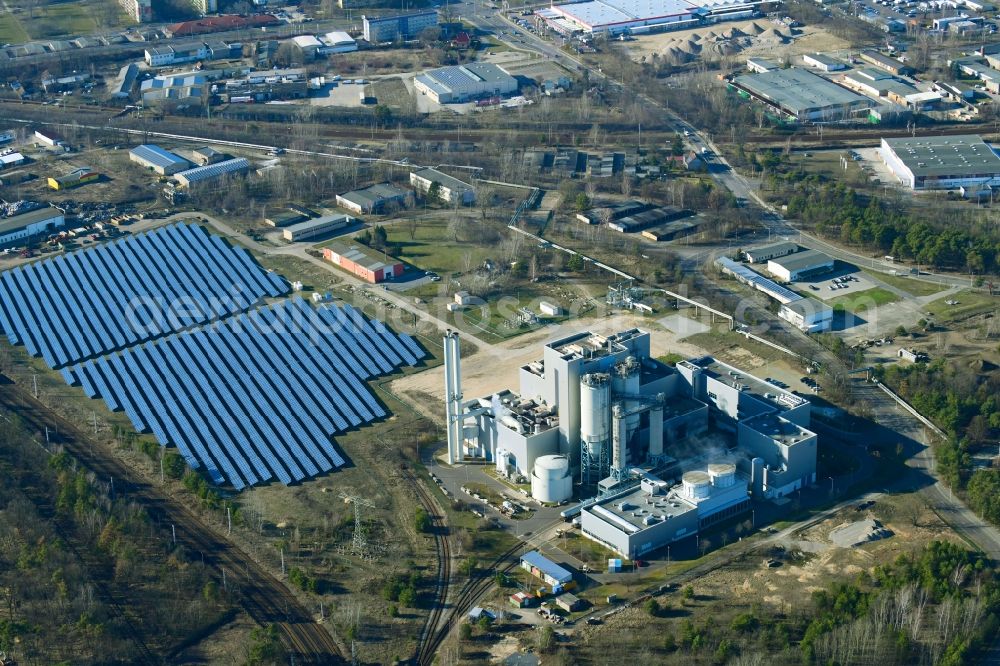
[23, 1, 100, 39]
[860, 269, 947, 297]
[0, 14, 29, 44]
[924, 289, 999, 321]
[827, 286, 899, 314]
[657, 352, 684, 366]
[379, 217, 494, 276]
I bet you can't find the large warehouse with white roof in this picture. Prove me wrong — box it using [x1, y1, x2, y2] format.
[537, 0, 761, 35]
[879, 135, 1000, 190]
[414, 62, 518, 104]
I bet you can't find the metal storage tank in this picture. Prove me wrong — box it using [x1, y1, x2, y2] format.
[708, 462, 737, 488]
[611, 357, 641, 443]
[531, 454, 573, 503]
[682, 470, 712, 500]
[580, 373, 610, 457]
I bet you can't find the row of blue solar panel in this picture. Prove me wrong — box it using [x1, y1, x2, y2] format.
[0, 223, 287, 368]
[66, 297, 425, 489]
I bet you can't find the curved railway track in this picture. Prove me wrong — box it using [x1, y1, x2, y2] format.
[405, 468, 452, 666]
[0, 377, 344, 664]
[420, 534, 527, 664]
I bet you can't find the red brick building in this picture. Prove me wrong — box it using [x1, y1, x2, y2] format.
[323, 241, 403, 283]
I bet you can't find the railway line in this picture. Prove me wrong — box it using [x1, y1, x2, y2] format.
[406, 468, 453, 666]
[0, 377, 345, 665]
[419, 537, 526, 664]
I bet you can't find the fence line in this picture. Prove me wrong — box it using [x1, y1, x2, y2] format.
[874, 380, 948, 440]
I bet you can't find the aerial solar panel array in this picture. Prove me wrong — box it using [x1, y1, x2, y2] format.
[0, 223, 288, 368]
[65, 297, 426, 489]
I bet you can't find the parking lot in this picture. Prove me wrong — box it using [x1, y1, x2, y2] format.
[792, 266, 876, 301]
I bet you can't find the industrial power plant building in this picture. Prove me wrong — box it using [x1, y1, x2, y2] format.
[414, 63, 518, 104]
[878, 135, 1000, 190]
[442, 328, 818, 558]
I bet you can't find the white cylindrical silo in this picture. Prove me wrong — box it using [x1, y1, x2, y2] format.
[682, 470, 712, 500]
[708, 463, 737, 488]
[531, 454, 572, 503]
[580, 373, 611, 458]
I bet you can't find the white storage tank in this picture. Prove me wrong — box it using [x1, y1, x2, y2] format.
[682, 470, 712, 500]
[531, 454, 572, 503]
[708, 462, 737, 488]
[611, 357, 641, 442]
[580, 373, 610, 457]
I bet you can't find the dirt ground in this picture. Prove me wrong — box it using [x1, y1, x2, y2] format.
[572, 491, 964, 654]
[625, 18, 852, 64]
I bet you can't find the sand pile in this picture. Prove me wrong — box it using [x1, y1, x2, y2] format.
[746, 21, 766, 34]
[758, 27, 788, 43]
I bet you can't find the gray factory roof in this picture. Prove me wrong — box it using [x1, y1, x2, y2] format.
[741, 412, 814, 446]
[548, 329, 644, 361]
[411, 167, 472, 193]
[685, 355, 808, 411]
[662, 395, 707, 420]
[130, 144, 188, 170]
[733, 68, 871, 115]
[861, 49, 907, 70]
[768, 249, 834, 273]
[804, 53, 843, 68]
[175, 157, 250, 184]
[339, 182, 410, 210]
[285, 214, 353, 235]
[0, 206, 62, 234]
[883, 135, 1000, 178]
[747, 241, 798, 258]
[193, 146, 221, 159]
[588, 482, 696, 533]
[420, 62, 516, 95]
